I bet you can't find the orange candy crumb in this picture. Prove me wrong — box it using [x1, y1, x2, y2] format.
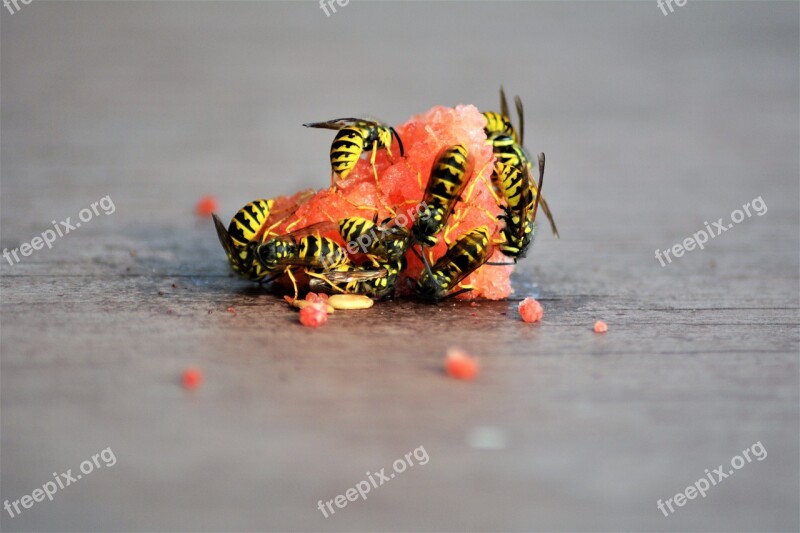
[445, 347, 480, 380]
[195, 195, 219, 217]
[518, 297, 543, 323]
[182, 368, 203, 389]
[299, 302, 328, 327]
[594, 320, 608, 333]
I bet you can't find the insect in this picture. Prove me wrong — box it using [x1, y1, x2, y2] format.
[249, 225, 351, 298]
[415, 226, 493, 300]
[338, 215, 411, 262]
[412, 144, 474, 248]
[484, 88, 559, 238]
[308, 257, 406, 299]
[212, 198, 275, 281]
[303, 118, 405, 183]
[252, 232, 350, 272]
[495, 152, 545, 260]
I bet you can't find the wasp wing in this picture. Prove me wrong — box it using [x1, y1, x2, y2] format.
[303, 118, 378, 130]
[213, 214, 246, 268]
[514, 95, 525, 146]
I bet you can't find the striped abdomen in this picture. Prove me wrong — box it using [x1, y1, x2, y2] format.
[413, 144, 472, 247]
[330, 127, 366, 179]
[297, 235, 350, 270]
[483, 111, 517, 141]
[227, 199, 274, 247]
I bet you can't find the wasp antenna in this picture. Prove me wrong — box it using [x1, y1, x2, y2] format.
[531, 153, 545, 225]
[514, 95, 525, 145]
[499, 86, 510, 118]
[390, 127, 405, 157]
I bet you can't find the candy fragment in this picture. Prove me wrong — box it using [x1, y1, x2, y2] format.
[299, 302, 328, 327]
[518, 297, 543, 323]
[195, 195, 219, 217]
[327, 294, 374, 310]
[181, 368, 203, 390]
[594, 320, 608, 333]
[445, 347, 480, 380]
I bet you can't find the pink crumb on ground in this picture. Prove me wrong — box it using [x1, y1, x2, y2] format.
[594, 320, 608, 333]
[445, 347, 480, 380]
[299, 303, 328, 327]
[518, 297, 543, 323]
[195, 196, 219, 217]
[181, 368, 203, 390]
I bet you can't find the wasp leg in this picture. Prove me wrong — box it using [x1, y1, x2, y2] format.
[410, 244, 436, 282]
[369, 140, 380, 186]
[285, 267, 299, 300]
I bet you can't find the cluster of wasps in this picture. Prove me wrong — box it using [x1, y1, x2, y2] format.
[213, 88, 558, 301]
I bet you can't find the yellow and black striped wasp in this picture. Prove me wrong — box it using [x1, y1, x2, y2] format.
[484, 88, 559, 238]
[308, 256, 407, 299]
[247, 222, 351, 297]
[415, 226, 494, 300]
[303, 118, 405, 183]
[338, 214, 411, 262]
[411, 144, 474, 248]
[495, 152, 545, 260]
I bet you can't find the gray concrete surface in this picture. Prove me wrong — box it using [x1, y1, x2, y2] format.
[1, 1, 798, 531]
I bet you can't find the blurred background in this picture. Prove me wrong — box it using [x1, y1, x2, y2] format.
[1, 1, 798, 531]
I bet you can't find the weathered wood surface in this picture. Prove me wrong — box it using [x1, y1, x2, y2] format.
[1, 2, 798, 531]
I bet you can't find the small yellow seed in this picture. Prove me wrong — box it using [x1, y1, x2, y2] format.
[291, 299, 335, 314]
[327, 294, 374, 310]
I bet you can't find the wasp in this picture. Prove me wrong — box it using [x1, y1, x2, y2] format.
[338, 214, 411, 262]
[212, 199, 275, 281]
[484, 88, 559, 238]
[252, 231, 350, 272]
[412, 144, 474, 248]
[308, 256, 406, 299]
[495, 153, 545, 260]
[246, 223, 351, 298]
[415, 226, 493, 300]
[303, 118, 405, 183]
